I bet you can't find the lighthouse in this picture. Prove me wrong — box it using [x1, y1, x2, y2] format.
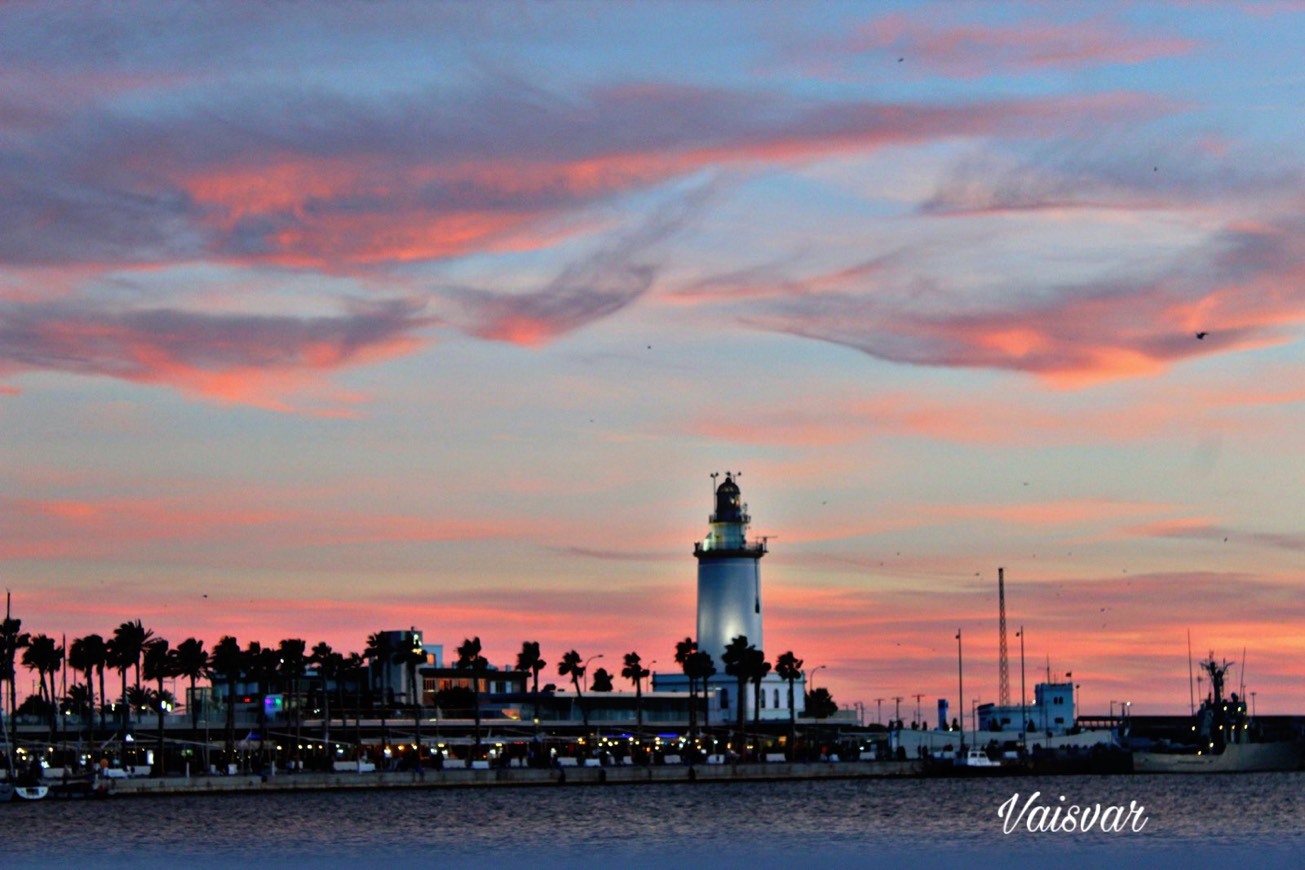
[694, 472, 767, 669]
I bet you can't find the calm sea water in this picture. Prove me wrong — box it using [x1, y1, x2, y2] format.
[4, 772, 1303, 868]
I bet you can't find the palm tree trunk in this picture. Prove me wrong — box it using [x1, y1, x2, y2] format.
[97, 666, 107, 732]
[787, 679, 796, 760]
[84, 667, 96, 739]
[155, 676, 166, 777]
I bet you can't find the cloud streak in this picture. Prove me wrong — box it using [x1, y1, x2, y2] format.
[713, 211, 1305, 385]
[0, 297, 430, 411]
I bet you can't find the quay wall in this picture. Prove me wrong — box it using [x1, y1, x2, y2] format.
[104, 760, 921, 797]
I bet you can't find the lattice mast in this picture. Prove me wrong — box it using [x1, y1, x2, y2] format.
[998, 567, 1011, 708]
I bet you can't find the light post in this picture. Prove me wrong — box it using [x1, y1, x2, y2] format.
[809, 665, 827, 695]
[1016, 627, 1026, 740]
[582, 654, 604, 692]
[1251, 691, 1257, 718]
[956, 629, 964, 749]
[874, 698, 884, 725]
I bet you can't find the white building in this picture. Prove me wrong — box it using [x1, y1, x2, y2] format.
[977, 681, 1076, 734]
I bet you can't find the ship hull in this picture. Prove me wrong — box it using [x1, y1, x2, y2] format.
[1132, 740, 1301, 773]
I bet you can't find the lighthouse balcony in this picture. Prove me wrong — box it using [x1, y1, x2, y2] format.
[694, 540, 767, 559]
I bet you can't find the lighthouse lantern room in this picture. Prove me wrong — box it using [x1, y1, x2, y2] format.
[694, 471, 767, 669]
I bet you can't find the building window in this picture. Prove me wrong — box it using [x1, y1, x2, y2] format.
[721, 688, 730, 709]
[760, 691, 766, 709]
[774, 689, 780, 708]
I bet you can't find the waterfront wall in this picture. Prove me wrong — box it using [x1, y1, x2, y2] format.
[104, 760, 921, 797]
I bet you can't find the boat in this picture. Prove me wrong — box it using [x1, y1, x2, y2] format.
[1133, 740, 1300, 773]
[957, 748, 1002, 768]
[1, 710, 49, 801]
[1131, 653, 1302, 774]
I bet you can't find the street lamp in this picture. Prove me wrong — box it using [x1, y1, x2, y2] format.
[955, 629, 964, 749]
[582, 654, 604, 691]
[1016, 627, 1026, 740]
[809, 665, 827, 694]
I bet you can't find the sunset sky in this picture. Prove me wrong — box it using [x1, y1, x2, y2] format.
[4, 1, 1305, 718]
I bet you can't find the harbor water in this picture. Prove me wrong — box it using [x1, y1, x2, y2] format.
[5, 772, 1303, 868]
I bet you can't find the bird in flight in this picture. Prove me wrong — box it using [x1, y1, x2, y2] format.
[1195, 331, 1207, 340]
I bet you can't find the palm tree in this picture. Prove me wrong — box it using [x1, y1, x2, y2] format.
[209, 636, 243, 762]
[721, 635, 754, 752]
[747, 647, 771, 728]
[21, 633, 63, 739]
[685, 650, 716, 737]
[173, 638, 208, 730]
[455, 637, 488, 757]
[364, 632, 397, 746]
[143, 638, 177, 777]
[393, 639, 427, 765]
[1, 608, 30, 748]
[675, 637, 698, 737]
[516, 641, 546, 730]
[245, 641, 278, 767]
[621, 652, 651, 743]
[278, 638, 308, 765]
[110, 620, 154, 733]
[69, 634, 107, 736]
[311, 641, 341, 747]
[557, 649, 589, 742]
[774, 651, 803, 758]
[63, 683, 94, 727]
[342, 651, 366, 747]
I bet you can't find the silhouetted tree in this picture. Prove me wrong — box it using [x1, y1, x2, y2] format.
[675, 637, 698, 736]
[393, 638, 427, 763]
[774, 651, 804, 756]
[748, 647, 771, 727]
[621, 651, 650, 740]
[590, 667, 614, 693]
[69, 634, 107, 736]
[0, 607, 30, 748]
[804, 687, 838, 719]
[685, 650, 716, 734]
[516, 641, 546, 729]
[558, 649, 589, 738]
[456, 636, 488, 756]
[174, 638, 208, 730]
[109, 620, 154, 733]
[143, 638, 177, 776]
[209, 636, 243, 762]
[22, 633, 63, 738]
[722, 635, 754, 745]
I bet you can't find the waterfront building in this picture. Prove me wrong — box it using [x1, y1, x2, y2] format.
[977, 680, 1076, 735]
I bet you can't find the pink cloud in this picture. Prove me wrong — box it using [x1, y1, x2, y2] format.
[0, 298, 431, 413]
[834, 14, 1197, 78]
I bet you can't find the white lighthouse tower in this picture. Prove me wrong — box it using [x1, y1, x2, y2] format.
[695, 472, 767, 669]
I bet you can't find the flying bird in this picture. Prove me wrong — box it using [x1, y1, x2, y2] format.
[1196, 331, 1207, 339]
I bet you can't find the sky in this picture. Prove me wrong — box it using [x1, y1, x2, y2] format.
[3, 0, 1305, 719]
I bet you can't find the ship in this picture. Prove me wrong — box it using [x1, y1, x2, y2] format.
[1131, 654, 1302, 774]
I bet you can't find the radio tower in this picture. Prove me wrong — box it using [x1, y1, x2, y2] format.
[998, 567, 1011, 707]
